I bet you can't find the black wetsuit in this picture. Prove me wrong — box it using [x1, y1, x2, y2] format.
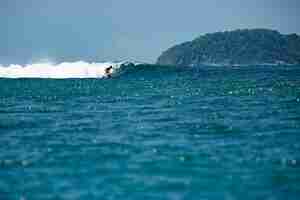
[105, 66, 113, 78]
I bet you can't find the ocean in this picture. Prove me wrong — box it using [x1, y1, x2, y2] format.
[0, 62, 300, 199]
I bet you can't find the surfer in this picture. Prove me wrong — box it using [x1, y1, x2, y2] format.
[105, 66, 113, 78]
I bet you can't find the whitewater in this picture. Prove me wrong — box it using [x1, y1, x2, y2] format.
[0, 61, 133, 78]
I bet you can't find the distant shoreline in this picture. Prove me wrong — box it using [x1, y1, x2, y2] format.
[186, 62, 298, 67]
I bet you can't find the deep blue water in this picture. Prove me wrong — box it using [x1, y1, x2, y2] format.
[1, 65, 300, 200]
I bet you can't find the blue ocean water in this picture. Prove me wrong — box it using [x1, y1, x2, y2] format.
[0, 64, 300, 200]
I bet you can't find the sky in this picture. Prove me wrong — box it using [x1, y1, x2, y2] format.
[1, 0, 300, 64]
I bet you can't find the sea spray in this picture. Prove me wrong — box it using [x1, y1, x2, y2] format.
[0, 61, 134, 78]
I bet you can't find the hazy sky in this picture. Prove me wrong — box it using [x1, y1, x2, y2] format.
[1, 0, 300, 64]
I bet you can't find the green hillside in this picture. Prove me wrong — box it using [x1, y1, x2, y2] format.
[157, 29, 300, 66]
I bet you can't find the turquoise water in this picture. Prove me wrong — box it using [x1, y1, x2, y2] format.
[1, 64, 300, 199]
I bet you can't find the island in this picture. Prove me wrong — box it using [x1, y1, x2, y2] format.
[156, 29, 300, 66]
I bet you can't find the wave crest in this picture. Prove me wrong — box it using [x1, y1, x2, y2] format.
[0, 61, 137, 78]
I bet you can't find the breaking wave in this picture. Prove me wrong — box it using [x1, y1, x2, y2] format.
[0, 61, 139, 79]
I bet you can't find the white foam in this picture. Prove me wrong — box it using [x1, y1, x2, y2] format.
[0, 61, 126, 78]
